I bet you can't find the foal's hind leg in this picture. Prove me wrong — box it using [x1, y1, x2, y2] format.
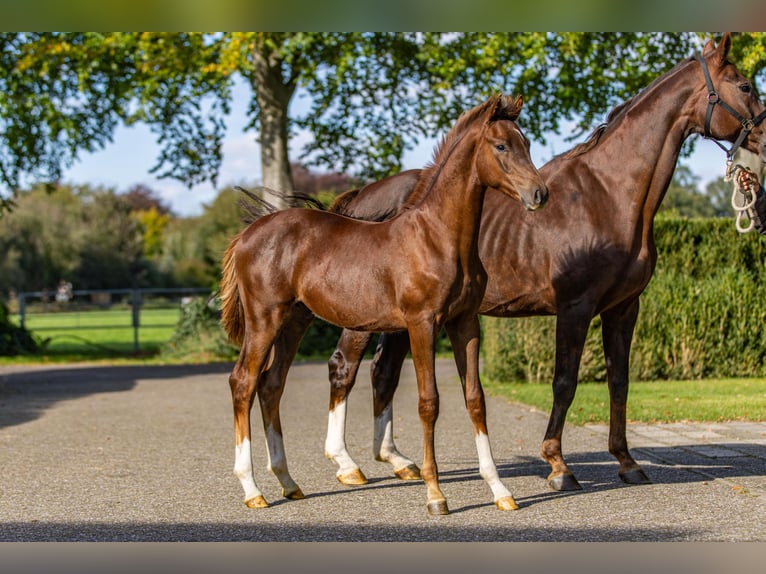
[229, 330, 280, 508]
[446, 315, 518, 511]
[326, 329, 374, 485]
[258, 307, 315, 500]
[601, 300, 651, 485]
[370, 331, 420, 480]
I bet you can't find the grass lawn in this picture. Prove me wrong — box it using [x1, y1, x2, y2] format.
[4, 308, 181, 362]
[483, 377, 766, 425]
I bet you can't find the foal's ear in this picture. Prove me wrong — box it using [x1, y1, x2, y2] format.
[491, 94, 524, 122]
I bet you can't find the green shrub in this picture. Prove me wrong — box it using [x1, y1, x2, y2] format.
[0, 300, 39, 356]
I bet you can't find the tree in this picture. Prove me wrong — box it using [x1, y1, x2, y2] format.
[3, 33, 765, 214]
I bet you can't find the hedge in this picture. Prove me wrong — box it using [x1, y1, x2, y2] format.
[482, 218, 766, 382]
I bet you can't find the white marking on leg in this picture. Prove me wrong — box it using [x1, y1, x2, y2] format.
[475, 431, 513, 501]
[234, 438, 263, 502]
[325, 400, 361, 478]
[374, 402, 416, 471]
[265, 424, 300, 495]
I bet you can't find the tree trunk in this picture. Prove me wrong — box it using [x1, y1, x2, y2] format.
[251, 39, 297, 210]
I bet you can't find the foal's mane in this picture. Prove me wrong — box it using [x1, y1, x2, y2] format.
[562, 56, 697, 160]
[400, 94, 522, 210]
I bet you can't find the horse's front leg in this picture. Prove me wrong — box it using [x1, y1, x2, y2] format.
[370, 331, 420, 480]
[541, 306, 591, 491]
[601, 299, 651, 485]
[257, 310, 314, 500]
[325, 329, 374, 485]
[446, 314, 518, 511]
[408, 319, 448, 515]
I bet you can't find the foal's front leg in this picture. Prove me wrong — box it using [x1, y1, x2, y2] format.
[407, 320, 448, 515]
[446, 314, 518, 511]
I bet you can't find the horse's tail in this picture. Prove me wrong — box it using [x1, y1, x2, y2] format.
[220, 231, 246, 347]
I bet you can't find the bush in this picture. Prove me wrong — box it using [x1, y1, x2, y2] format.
[0, 300, 39, 356]
[482, 218, 766, 382]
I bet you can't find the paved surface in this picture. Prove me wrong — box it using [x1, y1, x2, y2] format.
[1, 358, 765, 542]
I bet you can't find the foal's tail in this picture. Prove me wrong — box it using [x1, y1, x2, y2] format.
[220, 231, 246, 347]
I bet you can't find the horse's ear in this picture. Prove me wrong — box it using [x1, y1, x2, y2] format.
[703, 32, 731, 66]
[491, 94, 523, 122]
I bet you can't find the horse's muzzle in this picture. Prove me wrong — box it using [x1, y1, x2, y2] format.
[524, 186, 549, 211]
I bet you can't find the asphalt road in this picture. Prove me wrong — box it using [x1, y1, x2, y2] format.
[1, 358, 765, 543]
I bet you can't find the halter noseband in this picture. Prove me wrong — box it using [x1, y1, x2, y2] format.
[695, 52, 766, 160]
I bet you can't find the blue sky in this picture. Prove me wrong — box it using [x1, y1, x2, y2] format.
[63, 79, 731, 217]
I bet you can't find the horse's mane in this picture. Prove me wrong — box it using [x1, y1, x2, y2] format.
[562, 56, 697, 160]
[400, 94, 523, 210]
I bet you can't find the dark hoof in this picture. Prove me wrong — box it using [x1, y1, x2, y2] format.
[548, 473, 583, 491]
[427, 500, 450, 515]
[619, 468, 651, 485]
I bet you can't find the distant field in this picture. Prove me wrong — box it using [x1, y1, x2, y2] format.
[13, 308, 181, 357]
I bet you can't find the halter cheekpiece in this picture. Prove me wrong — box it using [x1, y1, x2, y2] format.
[695, 52, 766, 160]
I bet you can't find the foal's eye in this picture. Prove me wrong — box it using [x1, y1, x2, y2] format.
[740, 83, 752, 94]
[495, 144, 507, 151]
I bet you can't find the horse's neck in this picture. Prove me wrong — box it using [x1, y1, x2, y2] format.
[585, 62, 698, 238]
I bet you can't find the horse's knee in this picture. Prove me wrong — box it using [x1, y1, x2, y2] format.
[328, 348, 349, 389]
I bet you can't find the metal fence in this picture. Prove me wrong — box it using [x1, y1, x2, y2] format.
[14, 287, 212, 352]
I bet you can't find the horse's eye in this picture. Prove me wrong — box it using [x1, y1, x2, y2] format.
[740, 83, 751, 94]
[496, 144, 507, 151]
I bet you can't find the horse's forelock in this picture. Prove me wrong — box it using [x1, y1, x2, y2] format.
[490, 94, 523, 123]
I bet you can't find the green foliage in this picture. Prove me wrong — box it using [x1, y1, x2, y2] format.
[483, 219, 766, 383]
[160, 297, 238, 362]
[0, 300, 38, 355]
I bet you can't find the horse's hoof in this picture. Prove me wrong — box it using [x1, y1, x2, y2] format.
[282, 487, 305, 500]
[619, 467, 651, 485]
[244, 495, 269, 508]
[495, 496, 519, 511]
[427, 500, 450, 515]
[394, 464, 422, 481]
[548, 472, 583, 491]
[337, 468, 368, 485]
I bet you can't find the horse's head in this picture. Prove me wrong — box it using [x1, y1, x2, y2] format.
[477, 94, 548, 211]
[694, 32, 766, 162]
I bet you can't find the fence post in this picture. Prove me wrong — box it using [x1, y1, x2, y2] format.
[18, 293, 26, 329]
[131, 289, 141, 352]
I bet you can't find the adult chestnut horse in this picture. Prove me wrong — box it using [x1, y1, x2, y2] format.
[321, 33, 766, 491]
[220, 94, 548, 515]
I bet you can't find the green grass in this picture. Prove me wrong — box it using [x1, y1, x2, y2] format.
[483, 378, 766, 425]
[4, 308, 181, 363]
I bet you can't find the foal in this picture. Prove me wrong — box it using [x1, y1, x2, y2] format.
[220, 94, 548, 514]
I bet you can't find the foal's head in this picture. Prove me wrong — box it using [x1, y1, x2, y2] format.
[476, 95, 548, 211]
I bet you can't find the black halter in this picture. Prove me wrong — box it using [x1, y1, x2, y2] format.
[696, 52, 766, 159]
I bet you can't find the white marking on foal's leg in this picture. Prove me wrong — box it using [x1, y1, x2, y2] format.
[265, 424, 303, 498]
[325, 399, 364, 481]
[234, 438, 265, 504]
[373, 403, 417, 472]
[475, 431, 515, 504]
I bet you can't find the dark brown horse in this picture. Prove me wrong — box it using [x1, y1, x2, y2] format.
[320, 33, 766, 491]
[220, 94, 548, 515]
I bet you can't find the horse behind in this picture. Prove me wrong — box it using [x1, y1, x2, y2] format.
[320, 32, 766, 492]
[220, 94, 548, 515]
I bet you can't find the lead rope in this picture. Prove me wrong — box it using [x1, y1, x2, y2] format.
[726, 161, 759, 233]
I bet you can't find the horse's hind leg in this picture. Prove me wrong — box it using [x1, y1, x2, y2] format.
[601, 300, 650, 485]
[446, 315, 518, 511]
[326, 329, 374, 485]
[258, 307, 315, 500]
[370, 331, 420, 480]
[229, 331, 278, 508]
